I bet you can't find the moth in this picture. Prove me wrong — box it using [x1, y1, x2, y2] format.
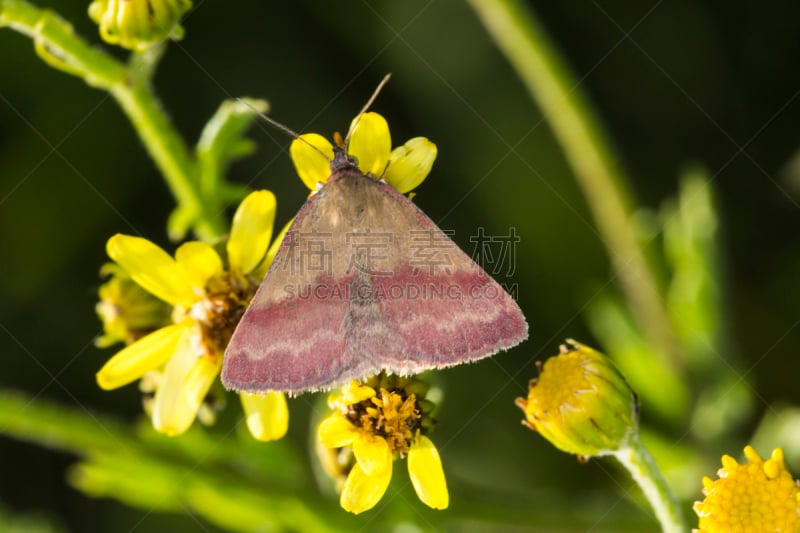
[223, 81, 527, 395]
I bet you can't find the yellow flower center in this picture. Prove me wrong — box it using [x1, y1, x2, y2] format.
[347, 388, 422, 456]
[694, 446, 800, 532]
[524, 349, 595, 419]
[189, 272, 259, 356]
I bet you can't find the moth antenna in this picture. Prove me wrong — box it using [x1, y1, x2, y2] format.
[343, 73, 392, 148]
[237, 98, 331, 161]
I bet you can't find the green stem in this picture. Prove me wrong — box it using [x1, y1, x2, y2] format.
[0, 0, 123, 85]
[109, 81, 221, 239]
[614, 434, 688, 533]
[0, 0, 224, 239]
[467, 0, 683, 373]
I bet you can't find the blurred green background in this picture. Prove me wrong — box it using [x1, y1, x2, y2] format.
[2, 1, 800, 531]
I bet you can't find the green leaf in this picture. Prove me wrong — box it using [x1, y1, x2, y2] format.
[68, 449, 351, 532]
[662, 167, 724, 370]
[166, 204, 198, 242]
[0, 390, 350, 532]
[662, 167, 753, 440]
[586, 295, 690, 425]
[68, 452, 184, 513]
[0, 389, 131, 454]
[195, 98, 269, 202]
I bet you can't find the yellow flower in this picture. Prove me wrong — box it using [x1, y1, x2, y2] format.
[516, 340, 638, 458]
[694, 446, 800, 532]
[289, 112, 437, 194]
[88, 0, 192, 51]
[317, 375, 448, 514]
[96, 190, 289, 440]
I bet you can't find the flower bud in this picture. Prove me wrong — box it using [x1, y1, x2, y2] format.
[88, 0, 192, 51]
[95, 263, 171, 348]
[516, 339, 638, 458]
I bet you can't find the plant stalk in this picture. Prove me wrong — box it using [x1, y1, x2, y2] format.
[467, 0, 684, 373]
[614, 433, 688, 533]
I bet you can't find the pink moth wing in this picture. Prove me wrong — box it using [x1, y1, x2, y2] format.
[222, 153, 528, 394]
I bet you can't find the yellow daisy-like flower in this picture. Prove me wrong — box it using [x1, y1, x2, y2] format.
[516, 340, 638, 458]
[88, 0, 192, 52]
[96, 190, 289, 440]
[317, 374, 448, 514]
[694, 446, 800, 532]
[289, 112, 437, 194]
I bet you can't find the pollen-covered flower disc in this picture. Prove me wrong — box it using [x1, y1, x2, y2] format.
[317, 374, 448, 514]
[693, 446, 800, 533]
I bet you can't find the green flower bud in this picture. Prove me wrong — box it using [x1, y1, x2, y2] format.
[516, 339, 638, 458]
[95, 263, 172, 348]
[88, 0, 192, 51]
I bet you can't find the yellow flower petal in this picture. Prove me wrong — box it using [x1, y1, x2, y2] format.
[251, 217, 291, 281]
[290, 134, 334, 190]
[107, 234, 195, 305]
[384, 137, 437, 193]
[175, 241, 222, 290]
[353, 434, 392, 476]
[96, 322, 188, 390]
[184, 355, 222, 405]
[340, 462, 392, 515]
[318, 415, 358, 448]
[151, 329, 216, 436]
[227, 190, 277, 276]
[341, 382, 377, 406]
[348, 112, 391, 177]
[240, 391, 288, 441]
[408, 435, 449, 510]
